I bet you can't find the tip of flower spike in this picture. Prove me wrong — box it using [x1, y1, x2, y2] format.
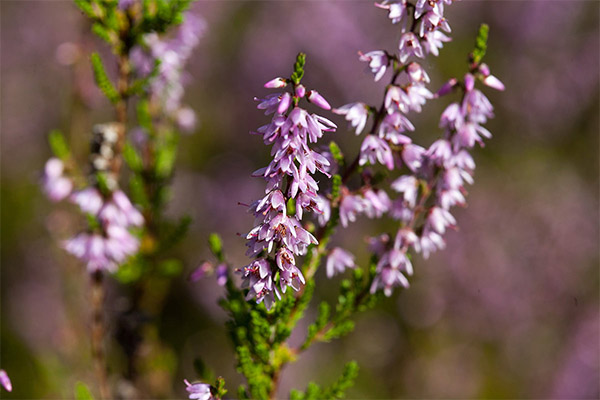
[264, 77, 288, 89]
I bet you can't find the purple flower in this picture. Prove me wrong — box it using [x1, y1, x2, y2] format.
[184, 379, 212, 400]
[370, 249, 412, 296]
[359, 50, 389, 82]
[362, 189, 391, 218]
[98, 190, 144, 228]
[43, 158, 73, 202]
[0, 370, 12, 392]
[239, 259, 280, 310]
[401, 143, 426, 172]
[426, 139, 453, 167]
[339, 194, 365, 227]
[391, 175, 419, 208]
[326, 247, 356, 278]
[64, 227, 139, 273]
[71, 187, 104, 215]
[359, 135, 394, 170]
[422, 30, 451, 57]
[375, 0, 408, 25]
[406, 62, 430, 84]
[307, 90, 331, 110]
[264, 77, 287, 89]
[398, 32, 424, 63]
[216, 264, 228, 286]
[333, 102, 369, 135]
[176, 107, 197, 133]
[189, 261, 213, 282]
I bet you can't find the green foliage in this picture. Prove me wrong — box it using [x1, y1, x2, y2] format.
[302, 302, 330, 350]
[331, 174, 342, 201]
[208, 233, 224, 262]
[214, 376, 228, 399]
[329, 141, 345, 167]
[290, 52, 306, 85]
[123, 142, 144, 172]
[92, 22, 115, 45]
[472, 23, 489, 65]
[154, 132, 179, 178]
[286, 197, 296, 217]
[138, 0, 192, 35]
[157, 258, 182, 277]
[290, 361, 359, 400]
[136, 100, 153, 131]
[48, 130, 70, 160]
[129, 174, 150, 208]
[114, 257, 144, 283]
[90, 53, 120, 104]
[95, 171, 113, 195]
[74, 381, 95, 400]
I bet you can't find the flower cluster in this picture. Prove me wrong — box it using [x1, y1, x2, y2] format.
[64, 187, 143, 273]
[131, 11, 205, 132]
[330, 2, 503, 296]
[42, 124, 144, 273]
[240, 60, 337, 309]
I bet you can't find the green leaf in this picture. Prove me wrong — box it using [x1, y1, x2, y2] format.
[158, 258, 183, 277]
[208, 233, 224, 261]
[154, 135, 178, 178]
[290, 52, 306, 85]
[215, 376, 228, 399]
[48, 129, 70, 160]
[329, 141, 345, 166]
[123, 142, 144, 172]
[90, 53, 120, 104]
[91, 22, 114, 44]
[472, 23, 489, 65]
[74, 381, 95, 400]
[114, 259, 144, 284]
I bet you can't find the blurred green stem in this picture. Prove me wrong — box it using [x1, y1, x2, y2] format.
[90, 271, 110, 399]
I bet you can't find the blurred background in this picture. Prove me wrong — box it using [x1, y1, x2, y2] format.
[1, 1, 598, 398]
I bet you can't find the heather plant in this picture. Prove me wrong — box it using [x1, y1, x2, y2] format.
[36, 0, 504, 399]
[185, 1, 503, 399]
[41, 0, 202, 397]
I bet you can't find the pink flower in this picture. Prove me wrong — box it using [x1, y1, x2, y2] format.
[0, 370, 12, 392]
[326, 248, 356, 278]
[333, 102, 369, 135]
[398, 32, 424, 63]
[184, 379, 212, 400]
[359, 135, 394, 170]
[42, 158, 73, 202]
[359, 50, 389, 82]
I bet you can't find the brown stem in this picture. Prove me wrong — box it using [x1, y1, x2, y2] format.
[91, 271, 110, 399]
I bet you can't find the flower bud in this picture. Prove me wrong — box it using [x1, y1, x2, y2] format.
[264, 77, 287, 88]
[308, 90, 331, 110]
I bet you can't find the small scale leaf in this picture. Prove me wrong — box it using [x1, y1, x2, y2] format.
[74, 381, 95, 400]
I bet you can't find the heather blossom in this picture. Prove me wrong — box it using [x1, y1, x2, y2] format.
[240, 55, 336, 308]
[42, 158, 73, 201]
[184, 379, 212, 400]
[326, 247, 356, 278]
[0, 370, 11, 392]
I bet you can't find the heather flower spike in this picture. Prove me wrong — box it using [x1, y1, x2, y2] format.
[241, 53, 336, 309]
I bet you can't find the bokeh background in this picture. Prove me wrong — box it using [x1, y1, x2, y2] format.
[1, 1, 599, 398]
